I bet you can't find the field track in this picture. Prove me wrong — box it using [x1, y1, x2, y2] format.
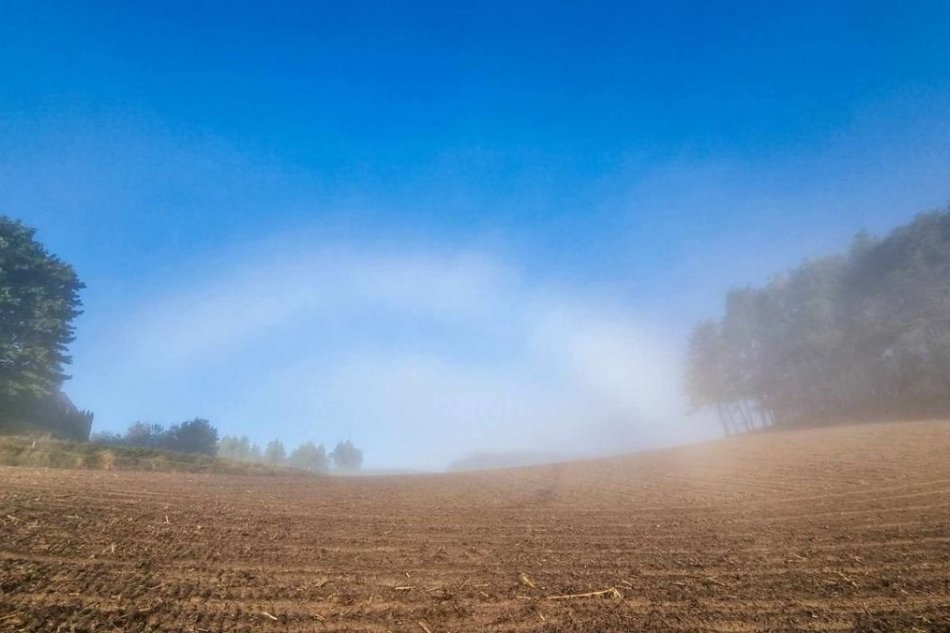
[2, 421, 950, 632]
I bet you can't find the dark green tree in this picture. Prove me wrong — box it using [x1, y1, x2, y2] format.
[0, 217, 86, 437]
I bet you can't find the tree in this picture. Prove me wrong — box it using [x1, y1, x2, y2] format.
[166, 418, 219, 455]
[6, 389, 95, 441]
[218, 434, 253, 461]
[125, 421, 166, 448]
[236, 435, 252, 460]
[265, 439, 286, 465]
[288, 441, 328, 472]
[0, 217, 85, 437]
[330, 439, 363, 470]
[686, 321, 731, 435]
[217, 434, 239, 459]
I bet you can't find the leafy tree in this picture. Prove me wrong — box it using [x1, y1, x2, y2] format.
[288, 441, 328, 472]
[125, 421, 166, 448]
[687, 207, 950, 432]
[218, 434, 253, 461]
[0, 217, 86, 438]
[264, 439, 286, 465]
[686, 320, 733, 435]
[237, 436, 252, 460]
[166, 418, 219, 455]
[217, 434, 239, 459]
[330, 439, 363, 470]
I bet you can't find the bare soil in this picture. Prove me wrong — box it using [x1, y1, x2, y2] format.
[2, 421, 949, 632]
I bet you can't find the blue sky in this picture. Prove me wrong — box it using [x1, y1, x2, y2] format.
[2, 1, 950, 468]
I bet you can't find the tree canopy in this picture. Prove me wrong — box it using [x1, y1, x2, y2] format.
[687, 209, 950, 433]
[288, 441, 328, 472]
[166, 418, 219, 455]
[0, 217, 83, 399]
[330, 439, 364, 470]
[0, 217, 87, 439]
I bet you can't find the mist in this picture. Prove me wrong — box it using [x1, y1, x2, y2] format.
[67, 234, 711, 470]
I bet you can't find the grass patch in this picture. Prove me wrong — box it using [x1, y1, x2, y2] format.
[0, 435, 298, 475]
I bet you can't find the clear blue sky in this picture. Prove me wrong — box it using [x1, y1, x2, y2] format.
[2, 1, 950, 468]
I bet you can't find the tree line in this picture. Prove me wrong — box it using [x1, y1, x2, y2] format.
[687, 208, 950, 434]
[91, 419, 219, 455]
[218, 436, 363, 471]
[91, 419, 363, 471]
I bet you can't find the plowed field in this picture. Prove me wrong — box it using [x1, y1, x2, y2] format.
[2, 421, 950, 632]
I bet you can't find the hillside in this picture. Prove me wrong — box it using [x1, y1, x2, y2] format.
[1, 421, 949, 631]
[0, 435, 282, 476]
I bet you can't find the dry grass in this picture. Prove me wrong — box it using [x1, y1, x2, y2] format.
[0, 435, 288, 475]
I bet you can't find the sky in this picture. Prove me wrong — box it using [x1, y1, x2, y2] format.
[2, 1, 950, 469]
